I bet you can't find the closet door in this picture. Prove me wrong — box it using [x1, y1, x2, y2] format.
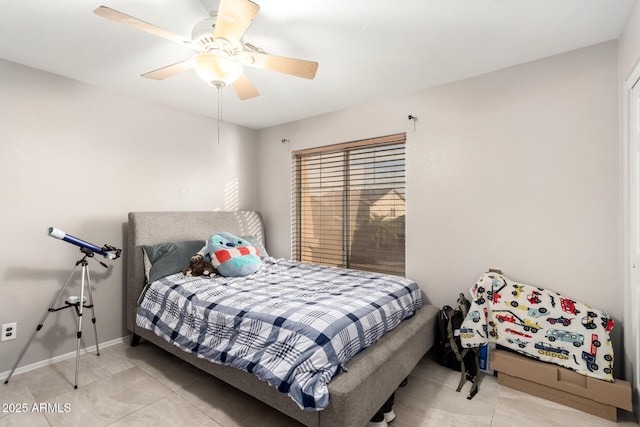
[630, 74, 640, 397]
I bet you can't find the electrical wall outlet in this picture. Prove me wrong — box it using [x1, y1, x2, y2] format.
[1, 322, 17, 341]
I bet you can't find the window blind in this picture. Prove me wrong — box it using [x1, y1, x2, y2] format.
[292, 133, 406, 276]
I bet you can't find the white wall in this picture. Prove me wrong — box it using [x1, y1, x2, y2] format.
[619, 0, 640, 417]
[0, 58, 259, 373]
[258, 41, 623, 371]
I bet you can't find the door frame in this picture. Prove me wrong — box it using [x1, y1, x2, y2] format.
[623, 60, 640, 418]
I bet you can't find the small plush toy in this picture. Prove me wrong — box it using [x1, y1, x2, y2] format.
[198, 232, 261, 277]
[183, 254, 215, 278]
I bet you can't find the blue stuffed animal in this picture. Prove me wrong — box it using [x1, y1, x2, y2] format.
[198, 232, 261, 277]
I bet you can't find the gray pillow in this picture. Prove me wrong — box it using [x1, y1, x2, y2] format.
[142, 240, 205, 283]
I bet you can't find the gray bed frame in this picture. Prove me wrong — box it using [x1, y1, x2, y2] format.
[127, 211, 438, 427]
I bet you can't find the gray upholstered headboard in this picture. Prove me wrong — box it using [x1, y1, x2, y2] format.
[126, 211, 265, 333]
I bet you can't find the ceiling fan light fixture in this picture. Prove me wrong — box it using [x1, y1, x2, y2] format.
[193, 53, 243, 87]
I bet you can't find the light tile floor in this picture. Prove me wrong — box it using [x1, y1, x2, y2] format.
[1, 342, 638, 427]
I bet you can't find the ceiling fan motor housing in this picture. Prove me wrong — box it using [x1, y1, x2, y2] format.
[192, 18, 218, 48]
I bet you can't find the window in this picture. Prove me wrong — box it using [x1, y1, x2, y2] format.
[292, 133, 406, 276]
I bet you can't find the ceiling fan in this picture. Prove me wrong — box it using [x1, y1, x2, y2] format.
[94, 0, 319, 100]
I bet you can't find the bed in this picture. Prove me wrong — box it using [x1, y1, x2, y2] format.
[126, 211, 438, 427]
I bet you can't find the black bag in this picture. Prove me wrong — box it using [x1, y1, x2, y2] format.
[434, 292, 480, 399]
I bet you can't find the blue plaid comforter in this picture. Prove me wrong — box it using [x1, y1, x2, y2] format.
[136, 257, 422, 410]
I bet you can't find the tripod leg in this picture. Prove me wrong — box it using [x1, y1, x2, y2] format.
[73, 264, 88, 389]
[84, 265, 100, 356]
[4, 264, 80, 385]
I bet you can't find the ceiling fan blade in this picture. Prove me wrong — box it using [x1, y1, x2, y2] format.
[213, 0, 260, 46]
[245, 51, 318, 80]
[142, 60, 193, 80]
[94, 6, 187, 44]
[231, 74, 260, 100]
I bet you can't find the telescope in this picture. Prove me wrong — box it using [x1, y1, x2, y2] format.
[4, 227, 121, 390]
[48, 227, 121, 260]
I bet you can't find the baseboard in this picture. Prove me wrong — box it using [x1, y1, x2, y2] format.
[1, 335, 129, 381]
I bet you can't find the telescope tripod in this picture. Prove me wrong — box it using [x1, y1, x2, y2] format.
[4, 248, 104, 389]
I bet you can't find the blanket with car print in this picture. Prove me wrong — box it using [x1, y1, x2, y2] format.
[136, 256, 423, 410]
[460, 272, 614, 381]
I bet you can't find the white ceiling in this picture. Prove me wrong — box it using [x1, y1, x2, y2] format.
[0, 0, 635, 129]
